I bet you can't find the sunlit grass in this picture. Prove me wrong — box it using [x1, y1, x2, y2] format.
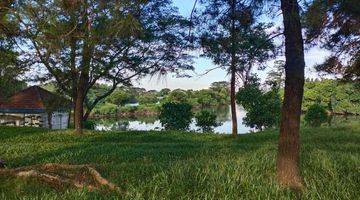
[0, 119, 359, 199]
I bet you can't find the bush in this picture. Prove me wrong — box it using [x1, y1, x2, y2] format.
[164, 89, 189, 104]
[159, 102, 193, 131]
[83, 120, 96, 130]
[305, 104, 328, 127]
[237, 83, 281, 130]
[195, 110, 220, 132]
[94, 103, 118, 115]
[120, 105, 138, 113]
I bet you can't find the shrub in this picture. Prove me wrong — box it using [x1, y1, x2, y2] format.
[195, 110, 220, 132]
[120, 105, 138, 113]
[305, 104, 328, 127]
[83, 120, 96, 130]
[94, 103, 118, 115]
[164, 89, 189, 104]
[159, 102, 193, 131]
[237, 84, 281, 130]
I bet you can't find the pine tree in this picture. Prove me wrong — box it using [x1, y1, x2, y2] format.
[197, 0, 275, 136]
[304, 0, 360, 83]
[277, 0, 305, 190]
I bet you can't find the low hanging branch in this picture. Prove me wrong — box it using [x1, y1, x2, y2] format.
[0, 163, 120, 192]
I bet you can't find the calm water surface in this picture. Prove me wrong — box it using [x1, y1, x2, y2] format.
[93, 106, 359, 134]
[94, 105, 254, 134]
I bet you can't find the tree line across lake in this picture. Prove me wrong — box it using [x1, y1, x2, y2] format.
[86, 79, 360, 117]
[56, 78, 359, 132]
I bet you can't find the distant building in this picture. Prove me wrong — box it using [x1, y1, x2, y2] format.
[0, 86, 71, 129]
[125, 102, 140, 107]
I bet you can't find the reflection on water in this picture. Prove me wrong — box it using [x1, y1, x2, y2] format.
[93, 106, 359, 134]
[94, 106, 254, 134]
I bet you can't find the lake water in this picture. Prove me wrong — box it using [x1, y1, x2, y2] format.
[93, 106, 359, 134]
[94, 105, 254, 134]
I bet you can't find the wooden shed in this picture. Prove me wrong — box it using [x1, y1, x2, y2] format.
[0, 86, 71, 129]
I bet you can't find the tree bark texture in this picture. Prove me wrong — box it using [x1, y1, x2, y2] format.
[277, 0, 306, 190]
[230, 0, 238, 137]
[230, 66, 238, 137]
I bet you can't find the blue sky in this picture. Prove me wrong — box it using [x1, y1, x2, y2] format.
[135, 0, 331, 90]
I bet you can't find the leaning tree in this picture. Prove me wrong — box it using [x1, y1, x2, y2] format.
[11, 0, 193, 133]
[197, 0, 275, 136]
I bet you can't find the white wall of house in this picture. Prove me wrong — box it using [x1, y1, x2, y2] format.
[0, 114, 25, 126]
[41, 112, 69, 129]
[0, 112, 69, 129]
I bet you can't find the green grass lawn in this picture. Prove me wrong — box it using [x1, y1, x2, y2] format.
[0, 120, 359, 199]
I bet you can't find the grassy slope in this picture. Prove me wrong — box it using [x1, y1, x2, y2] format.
[0, 120, 359, 199]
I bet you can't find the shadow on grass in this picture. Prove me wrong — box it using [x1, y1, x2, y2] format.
[0, 129, 284, 199]
[9, 132, 273, 166]
[0, 126, 50, 140]
[2, 124, 358, 199]
[300, 125, 360, 154]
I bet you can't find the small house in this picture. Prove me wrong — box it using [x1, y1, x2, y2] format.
[0, 86, 71, 129]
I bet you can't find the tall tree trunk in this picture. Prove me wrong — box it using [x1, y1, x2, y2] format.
[277, 0, 305, 190]
[73, 3, 93, 134]
[47, 112, 52, 129]
[67, 107, 72, 129]
[230, 65, 238, 137]
[74, 92, 84, 134]
[74, 66, 90, 134]
[230, 0, 238, 137]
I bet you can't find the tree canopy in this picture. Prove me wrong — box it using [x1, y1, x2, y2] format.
[0, 0, 27, 99]
[304, 0, 360, 83]
[8, 0, 193, 132]
[195, 0, 276, 136]
[197, 0, 275, 84]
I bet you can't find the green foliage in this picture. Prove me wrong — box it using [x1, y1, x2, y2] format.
[163, 87, 229, 109]
[83, 120, 96, 130]
[237, 83, 281, 130]
[196, 90, 219, 108]
[159, 88, 171, 97]
[159, 102, 193, 131]
[304, 0, 360, 83]
[236, 83, 263, 109]
[305, 104, 328, 127]
[107, 88, 135, 107]
[0, 76, 26, 99]
[210, 81, 229, 91]
[303, 79, 360, 114]
[197, 1, 275, 83]
[91, 79, 360, 119]
[89, 80, 230, 116]
[13, 0, 193, 124]
[209, 82, 230, 104]
[265, 60, 285, 89]
[0, 13, 26, 99]
[137, 92, 158, 105]
[120, 105, 138, 113]
[164, 89, 189, 104]
[93, 103, 118, 115]
[195, 110, 220, 132]
[0, 122, 359, 199]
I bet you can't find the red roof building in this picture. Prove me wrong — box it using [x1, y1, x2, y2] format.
[0, 86, 71, 129]
[0, 86, 70, 113]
